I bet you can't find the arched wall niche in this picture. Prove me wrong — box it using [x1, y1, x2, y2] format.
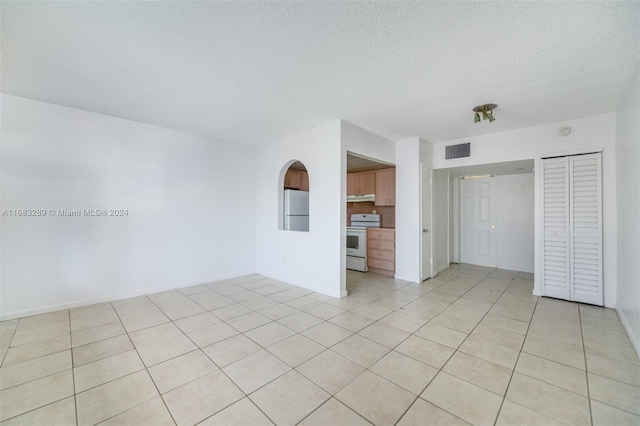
[278, 160, 310, 232]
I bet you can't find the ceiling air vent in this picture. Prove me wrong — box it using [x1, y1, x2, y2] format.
[445, 142, 470, 159]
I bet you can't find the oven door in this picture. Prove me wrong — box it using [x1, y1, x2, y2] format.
[346, 228, 366, 257]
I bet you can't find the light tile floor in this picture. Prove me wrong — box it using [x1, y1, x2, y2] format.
[1, 264, 639, 425]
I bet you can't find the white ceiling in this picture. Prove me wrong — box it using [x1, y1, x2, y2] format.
[2, 2, 638, 146]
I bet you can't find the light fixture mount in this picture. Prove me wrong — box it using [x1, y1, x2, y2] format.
[473, 104, 497, 123]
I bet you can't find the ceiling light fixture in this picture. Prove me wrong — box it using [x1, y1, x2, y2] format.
[473, 104, 497, 123]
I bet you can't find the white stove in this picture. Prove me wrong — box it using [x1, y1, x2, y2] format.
[347, 214, 380, 272]
[350, 214, 381, 228]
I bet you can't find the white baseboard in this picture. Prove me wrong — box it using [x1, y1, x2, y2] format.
[0, 271, 255, 321]
[496, 263, 534, 274]
[435, 264, 450, 275]
[616, 305, 640, 358]
[254, 271, 342, 299]
[394, 273, 420, 284]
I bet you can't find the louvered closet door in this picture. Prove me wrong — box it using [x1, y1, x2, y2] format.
[570, 153, 602, 305]
[543, 157, 571, 300]
[542, 153, 603, 306]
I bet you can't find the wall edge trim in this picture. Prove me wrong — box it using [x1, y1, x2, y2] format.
[616, 304, 640, 358]
[0, 271, 255, 321]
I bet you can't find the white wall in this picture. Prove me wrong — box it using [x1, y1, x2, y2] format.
[433, 170, 449, 273]
[342, 121, 395, 164]
[255, 120, 344, 297]
[496, 174, 534, 273]
[341, 121, 396, 292]
[1, 95, 256, 319]
[396, 138, 433, 283]
[433, 113, 617, 307]
[615, 66, 640, 353]
[395, 138, 421, 282]
[451, 177, 460, 263]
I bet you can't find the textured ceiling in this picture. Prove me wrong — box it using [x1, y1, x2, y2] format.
[2, 1, 638, 145]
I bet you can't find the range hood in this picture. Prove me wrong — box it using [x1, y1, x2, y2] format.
[346, 194, 375, 203]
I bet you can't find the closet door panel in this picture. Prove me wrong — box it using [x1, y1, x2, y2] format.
[542, 157, 571, 300]
[570, 153, 603, 305]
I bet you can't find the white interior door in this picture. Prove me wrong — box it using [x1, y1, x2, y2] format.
[421, 166, 432, 281]
[460, 177, 497, 267]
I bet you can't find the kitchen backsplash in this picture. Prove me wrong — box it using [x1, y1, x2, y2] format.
[347, 203, 395, 228]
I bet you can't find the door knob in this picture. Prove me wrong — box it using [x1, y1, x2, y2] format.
[423, 229, 429, 233]
[491, 224, 495, 229]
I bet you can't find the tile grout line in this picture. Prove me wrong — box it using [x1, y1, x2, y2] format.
[108, 300, 179, 426]
[0, 267, 459, 424]
[388, 265, 477, 425]
[578, 305, 595, 426]
[290, 288, 443, 425]
[350, 267, 462, 424]
[394, 269, 519, 425]
[196, 273, 298, 426]
[0, 319, 19, 368]
[189, 315, 287, 426]
[513, 303, 613, 400]
[6, 270, 632, 425]
[142, 294, 252, 425]
[141, 288, 341, 418]
[152, 294, 282, 426]
[377, 279, 461, 425]
[492, 275, 540, 426]
[0, 313, 75, 424]
[189, 285, 420, 425]
[96, 302, 251, 424]
[68, 310, 80, 426]
[293, 395, 369, 426]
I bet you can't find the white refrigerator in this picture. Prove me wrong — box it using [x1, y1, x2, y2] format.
[284, 189, 309, 231]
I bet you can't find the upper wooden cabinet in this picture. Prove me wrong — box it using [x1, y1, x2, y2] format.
[375, 168, 396, 206]
[347, 174, 359, 195]
[360, 172, 375, 194]
[347, 172, 375, 195]
[284, 169, 301, 189]
[299, 171, 309, 191]
[284, 170, 309, 190]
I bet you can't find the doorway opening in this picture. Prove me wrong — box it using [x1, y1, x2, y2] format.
[421, 165, 432, 281]
[438, 159, 535, 274]
[345, 152, 396, 292]
[279, 160, 309, 232]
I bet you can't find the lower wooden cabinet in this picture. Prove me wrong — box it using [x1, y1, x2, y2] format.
[367, 228, 395, 277]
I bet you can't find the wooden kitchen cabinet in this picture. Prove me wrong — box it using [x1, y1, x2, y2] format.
[284, 170, 309, 190]
[367, 228, 395, 277]
[375, 168, 396, 206]
[359, 172, 375, 194]
[299, 171, 309, 191]
[347, 174, 359, 195]
[284, 169, 301, 189]
[347, 172, 375, 195]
